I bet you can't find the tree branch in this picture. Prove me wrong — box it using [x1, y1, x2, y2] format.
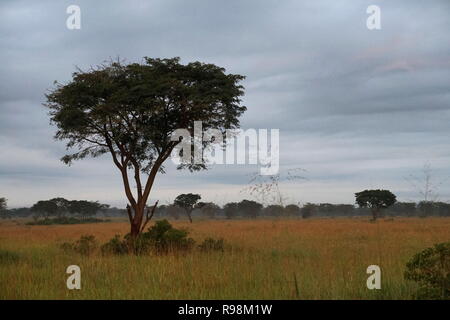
[140, 200, 158, 233]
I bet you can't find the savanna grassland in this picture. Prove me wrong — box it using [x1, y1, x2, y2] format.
[0, 217, 449, 300]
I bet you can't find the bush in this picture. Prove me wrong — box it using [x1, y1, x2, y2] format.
[143, 219, 195, 254]
[198, 238, 225, 252]
[101, 235, 129, 255]
[404, 242, 450, 300]
[60, 235, 98, 256]
[101, 219, 195, 255]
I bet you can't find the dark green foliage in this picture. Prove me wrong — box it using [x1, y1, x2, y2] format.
[404, 242, 450, 300]
[27, 217, 108, 225]
[30, 198, 108, 221]
[417, 201, 450, 218]
[198, 238, 225, 252]
[0, 198, 11, 219]
[0, 198, 7, 211]
[68, 200, 109, 218]
[174, 193, 201, 222]
[355, 189, 396, 220]
[390, 202, 417, 217]
[61, 235, 98, 256]
[197, 202, 220, 218]
[264, 205, 284, 217]
[316, 203, 355, 217]
[284, 204, 301, 217]
[31, 200, 58, 219]
[45, 57, 246, 170]
[144, 219, 195, 254]
[237, 200, 263, 219]
[301, 203, 317, 219]
[224, 202, 239, 219]
[0, 249, 20, 265]
[101, 235, 129, 255]
[102, 219, 195, 255]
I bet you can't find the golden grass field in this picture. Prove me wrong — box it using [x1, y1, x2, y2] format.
[0, 217, 449, 300]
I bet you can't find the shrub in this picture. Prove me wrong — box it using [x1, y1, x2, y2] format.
[60, 235, 98, 256]
[101, 235, 129, 255]
[101, 219, 195, 255]
[143, 219, 195, 254]
[198, 238, 225, 252]
[404, 242, 450, 300]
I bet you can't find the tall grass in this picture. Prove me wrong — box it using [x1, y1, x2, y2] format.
[0, 218, 449, 299]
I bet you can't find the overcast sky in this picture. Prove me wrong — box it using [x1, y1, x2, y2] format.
[1, 0, 450, 208]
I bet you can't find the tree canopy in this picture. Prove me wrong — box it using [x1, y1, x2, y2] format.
[174, 193, 201, 223]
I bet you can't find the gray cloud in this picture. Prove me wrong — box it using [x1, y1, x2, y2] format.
[1, 0, 449, 207]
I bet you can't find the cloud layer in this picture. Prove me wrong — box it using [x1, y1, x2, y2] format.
[1, 0, 449, 207]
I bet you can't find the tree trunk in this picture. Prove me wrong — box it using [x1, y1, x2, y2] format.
[130, 204, 145, 238]
[186, 210, 193, 223]
[372, 208, 379, 221]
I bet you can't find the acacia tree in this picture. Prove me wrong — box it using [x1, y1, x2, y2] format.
[197, 202, 220, 219]
[0, 198, 9, 219]
[355, 189, 396, 221]
[49, 197, 70, 218]
[0, 198, 6, 211]
[31, 200, 58, 220]
[45, 57, 246, 237]
[68, 200, 109, 219]
[237, 200, 262, 219]
[174, 193, 201, 223]
[224, 202, 238, 219]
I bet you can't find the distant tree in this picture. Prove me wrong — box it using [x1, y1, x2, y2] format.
[174, 193, 201, 223]
[155, 204, 168, 218]
[166, 204, 182, 220]
[223, 202, 239, 219]
[0, 198, 6, 211]
[317, 203, 333, 217]
[264, 204, 284, 217]
[8, 207, 32, 218]
[417, 201, 435, 217]
[197, 202, 220, 219]
[31, 200, 58, 220]
[68, 200, 109, 219]
[355, 189, 397, 221]
[237, 200, 262, 219]
[316, 204, 355, 217]
[390, 202, 417, 217]
[0, 198, 11, 219]
[434, 202, 450, 217]
[49, 197, 70, 217]
[334, 204, 355, 216]
[45, 57, 246, 238]
[301, 203, 317, 219]
[284, 204, 301, 217]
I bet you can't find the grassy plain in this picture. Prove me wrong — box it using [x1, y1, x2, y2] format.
[0, 217, 449, 299]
